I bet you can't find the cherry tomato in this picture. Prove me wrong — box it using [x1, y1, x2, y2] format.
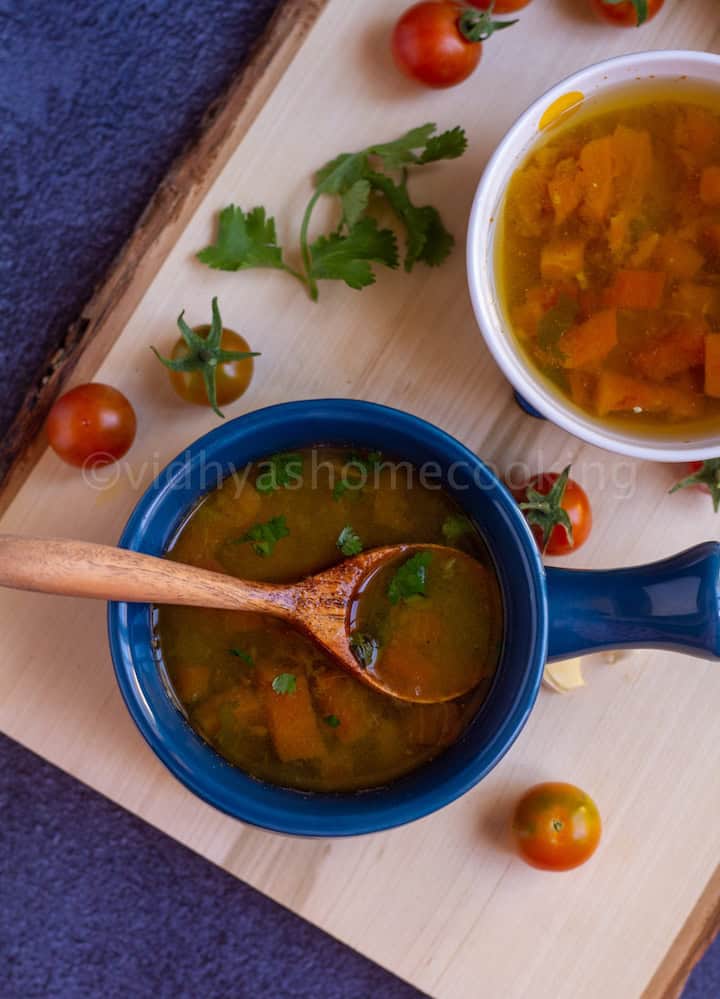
[152, 298, 258, 419]
[166, 326, 255, 410]
[469, 0, 532, 12]
[512, 782, 602, 871]
[391, 2, 516, 89]
[670, 459, 720, 512]
[591, 0, 664, 27]
[46, 383, 137, 468]
[514, 466, 592, 556]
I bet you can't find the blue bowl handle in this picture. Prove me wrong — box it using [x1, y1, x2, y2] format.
[545, 542, 720, 661]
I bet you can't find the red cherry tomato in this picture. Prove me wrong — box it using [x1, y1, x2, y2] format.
[469, 0, 532, 12]
[391, 2, 516, 89]
[513, 782, 602, 871]
[514, 466, 592, 556]
[46, 383, 137, 468]
[591, 0, 664, 27]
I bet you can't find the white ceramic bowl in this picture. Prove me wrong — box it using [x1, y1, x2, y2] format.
[467, 50, 720, 462]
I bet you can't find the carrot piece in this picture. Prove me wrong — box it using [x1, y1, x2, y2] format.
[579, 135, 615, 222]
[605, 270, 666, 310]
[312, 672, 372, 744]
[259, 668, 326, 762]
[674, 107, 720, 160]
[559, 309, 617, 369]
[656, 235, 705, 280]
[705, 336, 720, 397]
[540, 239, 585, 282]
[670, 283, 718, 318]
[612, 126, 653, 213]
[633, 324, 706, 381]
[509, 165, 549, 238]
[174, 664, 210, 705]
[704, 223, 720, 256]
[595, 371, 703, 420]
[548, 157, 583, 226]
[700, 166, 720, 206]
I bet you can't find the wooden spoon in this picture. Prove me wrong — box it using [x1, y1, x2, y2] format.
[0, 535, 485, 703]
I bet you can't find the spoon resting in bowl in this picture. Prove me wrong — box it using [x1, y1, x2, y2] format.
[0, 535, 496, 704]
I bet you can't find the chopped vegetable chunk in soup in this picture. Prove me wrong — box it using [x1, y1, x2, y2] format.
[500, 89, 720, 434]
[155, 447, 502, 792]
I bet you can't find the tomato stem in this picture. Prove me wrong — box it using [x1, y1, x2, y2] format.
[519, 465, 574, 555]
[670, 459, 720, 513]
[457, 5, 518, 43]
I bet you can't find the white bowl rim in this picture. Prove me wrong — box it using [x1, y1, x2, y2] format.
[467, 49, 720, 463]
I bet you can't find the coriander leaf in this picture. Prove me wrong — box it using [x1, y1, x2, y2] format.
[197, 205, 285, 271]
[271, 673, 297, 695]
[349, 632, 378, 669]
[341, 179, 371, 229]
[229, 648, 254, 667]
[418, 126, 468, 164]
[388, 551, 432, 605]
[332, 451, 383, 501]
[314, 152, 370, 195]
[324, 714, 341, 728]
[337, 525, 363, 557]
[332, 480, 350, 502]
[441, 513, 473, 545]
[367, 172, 453, 271]
[537, 294, 578, 356]
[310, 218, 398, 290]
[237, 514, 289, 557]
[255, 452, 303, 494]
[369, 123, 437, 169]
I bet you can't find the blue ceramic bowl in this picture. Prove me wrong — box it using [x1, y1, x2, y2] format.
[108, 399, 720, 836]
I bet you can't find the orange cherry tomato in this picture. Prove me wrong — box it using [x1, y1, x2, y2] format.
[166, 326, 255, 410]
[591, 0, 664, 27]
[512, 782, 602, 871]
[46, 383, 137, 468]
[514, 467, 592, 556]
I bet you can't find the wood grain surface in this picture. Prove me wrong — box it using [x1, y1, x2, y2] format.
[1, 2, 720, 997]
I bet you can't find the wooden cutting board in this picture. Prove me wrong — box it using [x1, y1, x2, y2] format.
[2, 2, 720, 997]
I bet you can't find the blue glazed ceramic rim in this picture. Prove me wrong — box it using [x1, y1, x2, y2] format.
[108, 399, 548, 836]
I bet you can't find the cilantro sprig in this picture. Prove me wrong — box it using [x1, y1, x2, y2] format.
[255, 453, 303, 494]
[441, 513, 473, 545]
[197, 124, 467, 301]
[272, 673, 297, 695]
[236, 514, 290, 557]
[337, 526, 363, 557]
[388, 552, 432, 605]
[150, 297, 259, 418]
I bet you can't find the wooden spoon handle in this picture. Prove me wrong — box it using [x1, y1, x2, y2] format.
[0, 535, 292, 615]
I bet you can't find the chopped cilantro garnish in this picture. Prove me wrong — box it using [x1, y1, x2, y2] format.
[388, 552, 432, 605]
[332, 451, 383, 502]
[323, 714, 341, 728]
[228, 648, 254, 667]
[237, 515, 289, 557]
[337, 525, 363, 557]
[441, 513, 473, 545]
[197, 124, 467, 301]
[255, 452, 303, 493]
[271, 673, 297, 695]
[349, 632, 378, 669]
